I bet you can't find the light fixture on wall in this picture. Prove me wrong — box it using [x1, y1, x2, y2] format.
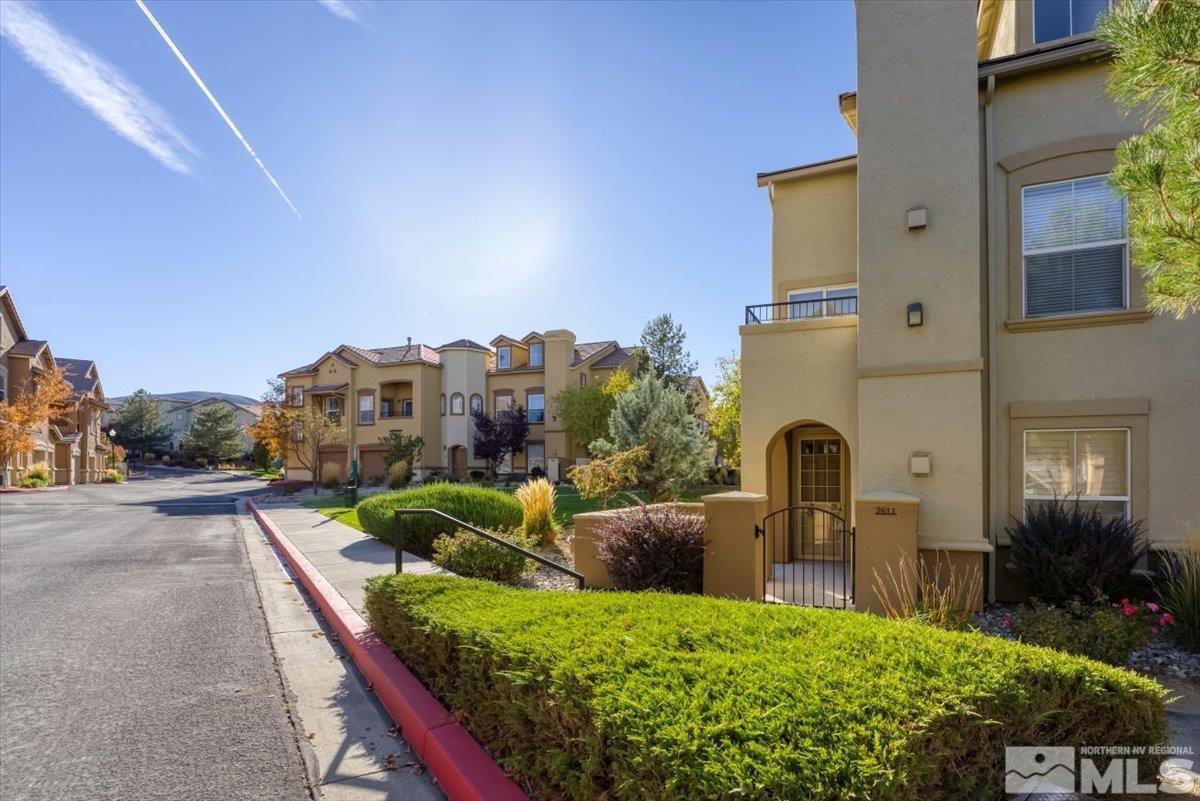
[907, 302, 924, 327]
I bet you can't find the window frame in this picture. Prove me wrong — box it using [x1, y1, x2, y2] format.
[357, 391, 375, 425]
[527, 392, 545, 424]
[785, 283, 859, 319]
[1020, 173, 1129, 319]
[450, 392, 465, 416]
[290, 386, 305, 407]
[401, 398, 413, 417]
[1033, 0, 1110, 45]
[1022, 427, 1132, 521]
[440, 394, 446, 416]
[497, 346, 512, 370]
[529, 342, 544, 368]
[526, 442, 545, 472]
[469, 393, 483, 415]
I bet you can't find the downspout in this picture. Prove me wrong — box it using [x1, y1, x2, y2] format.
[984, 74, 998, 603]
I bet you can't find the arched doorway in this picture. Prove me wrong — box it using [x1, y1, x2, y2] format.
[762, 420, 854, 607]
[449, 445, 468, 480]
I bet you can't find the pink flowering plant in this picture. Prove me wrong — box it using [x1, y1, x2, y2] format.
[1009, 595, 1170, 666]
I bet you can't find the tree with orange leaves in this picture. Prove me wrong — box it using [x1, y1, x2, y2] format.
[0, 365, 73, 480]
[246, 379, 292, 461]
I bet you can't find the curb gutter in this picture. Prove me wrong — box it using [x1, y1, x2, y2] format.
[247, 500, 528, 801]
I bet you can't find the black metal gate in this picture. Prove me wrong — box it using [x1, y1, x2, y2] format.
[755, 505, 854, 608]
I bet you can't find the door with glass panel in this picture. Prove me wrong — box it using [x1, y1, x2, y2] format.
[793, 435, 846, 560]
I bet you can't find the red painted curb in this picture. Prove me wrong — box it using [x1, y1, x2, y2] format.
[247, 500, 528, 801]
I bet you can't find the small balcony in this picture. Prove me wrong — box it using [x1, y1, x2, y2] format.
[744, 296, 858, 325]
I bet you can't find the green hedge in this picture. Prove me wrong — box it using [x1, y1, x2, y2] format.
[356, 484, 524, 557]
[365, 575, 1167, 801]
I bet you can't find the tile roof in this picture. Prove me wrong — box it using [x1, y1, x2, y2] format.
[6, 339, 48, 358]
[346, 343, 441, 366]
[304, 383, 349, 394]
[573, 341, 615, 366]
[437, 338, 490, 351]
[55, 358, 98, 397]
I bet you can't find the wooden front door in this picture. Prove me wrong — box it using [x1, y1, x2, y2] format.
[450, 446, 467, 479]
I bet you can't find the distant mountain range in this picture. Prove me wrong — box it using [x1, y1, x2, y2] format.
[108, 391, 259, 407]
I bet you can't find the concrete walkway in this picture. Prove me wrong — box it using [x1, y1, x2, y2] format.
[254, 504, 445, 611]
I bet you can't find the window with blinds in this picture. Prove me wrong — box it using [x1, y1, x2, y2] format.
[1024, 428, 1129, 520]
[1022, 175, 1127, 318]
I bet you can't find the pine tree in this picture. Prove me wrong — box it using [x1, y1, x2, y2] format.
[1098, 0, 1200, 317]
[182, 404, 246, 464]
[111, 389, 172, 455]
[639, 313, 698, 391]
[593, 371, 709, 500]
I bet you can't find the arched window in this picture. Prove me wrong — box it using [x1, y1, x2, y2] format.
[440, 394, 446, 416]
[470, 393, 483, 414]
[450, 392, 464, 415]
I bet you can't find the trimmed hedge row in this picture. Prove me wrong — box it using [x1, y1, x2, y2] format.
[356, 484, 524, 557]
[364, 575, 1167, 801]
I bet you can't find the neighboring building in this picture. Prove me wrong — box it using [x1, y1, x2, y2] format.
[0, 286, 111, 486]
[486, 331, 642, 477]
[740, 1, 1199, 603]
[280, 330, 642, 483]
[159, 396, 261, 453]
[104, 392, 262, 455]
[55, 358, 111, 484]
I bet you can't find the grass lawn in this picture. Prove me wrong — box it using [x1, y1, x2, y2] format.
[224, 468, 283, 480]
[304, 483, 739, 532]
[302, 496, 363, 531]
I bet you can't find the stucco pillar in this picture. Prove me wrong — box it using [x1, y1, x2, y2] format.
[702, 491, 767, 601]
[853, 491, 920, 615]
[571, 509, 616, 589]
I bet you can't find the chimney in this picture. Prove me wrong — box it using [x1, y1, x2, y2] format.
[406, 337, 412, 347]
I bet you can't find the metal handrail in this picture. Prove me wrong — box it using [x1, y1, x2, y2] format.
[393, 508, 585, 588]
[744, 297, 858, 325]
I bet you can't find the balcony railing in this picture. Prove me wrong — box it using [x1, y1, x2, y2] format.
[745, 297, 858, 325]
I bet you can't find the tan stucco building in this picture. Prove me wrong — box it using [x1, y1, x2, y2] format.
[741, 0, 1199, 603]
[1, 286, 110, 486]
[281, 330, 642, 484]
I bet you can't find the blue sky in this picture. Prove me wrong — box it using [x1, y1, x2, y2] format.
[1, 0, 857, 398]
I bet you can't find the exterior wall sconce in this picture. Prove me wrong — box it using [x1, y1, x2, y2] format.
[907, 302, 924, 327]
[910, 451, 932, 476]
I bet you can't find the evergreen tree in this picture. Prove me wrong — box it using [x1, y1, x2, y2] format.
[593, 371, 709, 500]
[182, 404, 245, 463]
[111, 389, 171, 455]
[552, 369, 634, 457]
[639, 313, 698, 390]
[1098, 0, 1200, 317]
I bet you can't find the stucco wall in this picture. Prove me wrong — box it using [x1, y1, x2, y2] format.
[855, 0, 986, 548]
[770, 169, 858, 303]
[987, 61, 1200, 546]
[438, 348, 487, 470]
[739, 320, 859, 498]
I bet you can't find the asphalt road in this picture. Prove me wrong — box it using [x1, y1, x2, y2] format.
[0, 469, 311, 800]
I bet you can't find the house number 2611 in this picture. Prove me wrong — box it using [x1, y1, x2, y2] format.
[874, 506, 897, 516]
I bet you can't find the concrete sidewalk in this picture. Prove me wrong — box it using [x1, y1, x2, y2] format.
[254, 504, 445, 611]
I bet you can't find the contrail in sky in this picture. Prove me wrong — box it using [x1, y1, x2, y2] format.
[134, 0, 301, 219]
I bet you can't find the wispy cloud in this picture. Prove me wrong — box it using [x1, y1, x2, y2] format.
[317, 0, 366, 24]
[0, 0, 196, 173]
[134, 0, 301, 219]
